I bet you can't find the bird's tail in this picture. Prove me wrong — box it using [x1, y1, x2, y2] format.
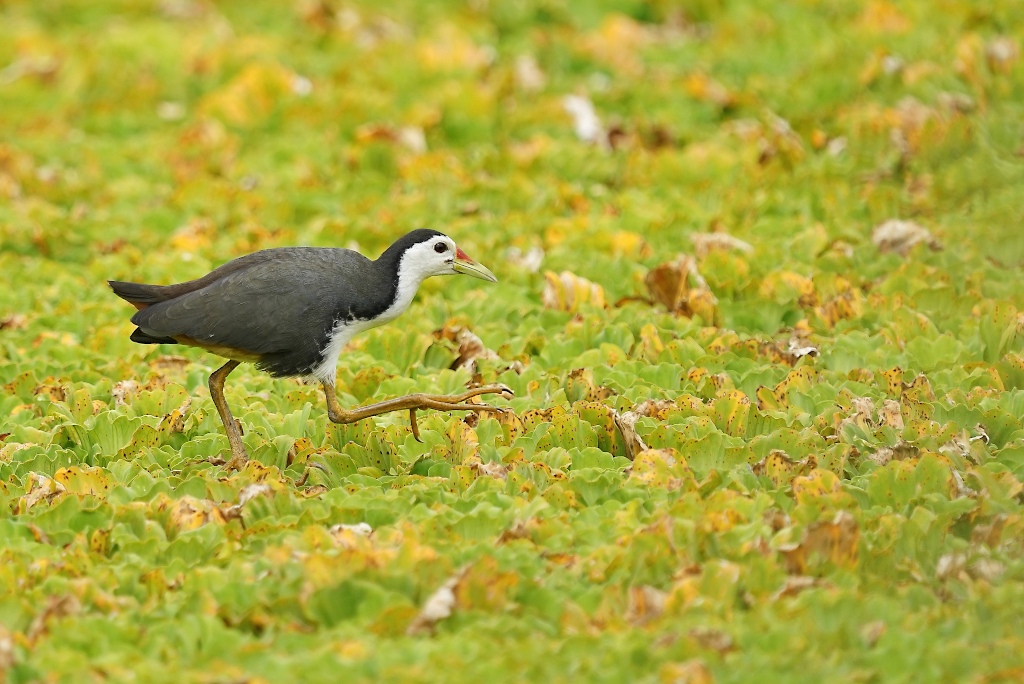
[129, 328, 177, 344]
[109, 280, 180, 344]
[108, 280, 167, 309]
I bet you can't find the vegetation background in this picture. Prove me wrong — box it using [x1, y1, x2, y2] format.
[1, 0, 1023, 681]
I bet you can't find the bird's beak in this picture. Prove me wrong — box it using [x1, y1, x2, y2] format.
[452, 247, 497, 283]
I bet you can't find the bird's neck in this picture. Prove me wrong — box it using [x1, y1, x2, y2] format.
[373, 250, 431, 325]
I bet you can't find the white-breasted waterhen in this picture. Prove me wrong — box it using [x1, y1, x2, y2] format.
[109, 229, 513, 468]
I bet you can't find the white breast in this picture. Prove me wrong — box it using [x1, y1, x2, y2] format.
[309, 254, 426, 386]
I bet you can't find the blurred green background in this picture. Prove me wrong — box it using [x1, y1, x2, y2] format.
[1, 1, 1024, 682]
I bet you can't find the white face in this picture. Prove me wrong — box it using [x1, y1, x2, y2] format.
[398, 235, 461, 283]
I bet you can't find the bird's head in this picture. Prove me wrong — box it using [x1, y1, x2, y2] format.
[390, 229, 497, 284]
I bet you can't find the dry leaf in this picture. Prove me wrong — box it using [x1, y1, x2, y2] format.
[612, 409, 649, 459]
[688, 627, 735, 654]
[633, 399, 678, 418]
[159, 397, 192, 434]
[27, 595, 81, 642]
[111, 380, 139, 406]
[684, 72, 736, 108]
[936, 553, 966, 580]
[167, 495, 228, 531]
[626, 585, 668, 626]
[628, 448, 696, 492]
[563, 94, 607, 148]
[355, 123, 427, 154]
[505, 245, 544, 273]
[738, 113, 805, 165]
[496, 520, 530, 545]
[156, 101, 186, 121]
[0, 56, 60, 86]
[869, 447, 894, 466]
[877, 399, 904, 429]
[0, 624, 13, 670]
[407, 567, 468, 635]
[986, 37, 1019, 73]
[781, 510, 859, 574]
[580, 15, 658, 75]
[514, 55, 546, 91]
[150, 355, 190, 376]
[237, 483, 271, 506]
[861, 620, 886, 648]
[937, 91, 975, 114]
[416, 25, 493, 71]
[771, 575, 822, 600]
[786, 341, 819, 361]
[951, 469, 977, 498]
[690, 232, 753, 258]
[0, 313, 28, 330]
[330, 522, 373, 548]
[158, 0, 208, 20]
[565, 368, 615, 402]
[939, 434, 971, 462]
[839, 397, 913, 441]
[199, 62, 308, 126]
[660, 659, 715, 684]
[872, 219, 941, 256]
[858, 0, 910, 33]
[170, 217, 216, 252]
[330, 522, 373, 537]
[645, 255, 718, 321]
[20, 472, 67, 512]
[542, 270, 606, 312]
[33, 379, 66, 403]
[610, 230, 651, 258]
[753, 451, 819, 487]
[971, 515, 1006, 547]
[450, 328, 501, 374]
[219, 483, 272, 522]
[967, 558, 1005, 583]
[826, 137, 848, 156]
[473, 460, 508, 480]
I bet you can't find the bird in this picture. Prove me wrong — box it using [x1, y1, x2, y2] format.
[109, 229, 513, 469]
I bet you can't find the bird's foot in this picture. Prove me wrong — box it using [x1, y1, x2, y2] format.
[419, 384, 515, 405]
[226, 450, 250, 471]
[208, 447, 248, 471]
[408, 385, 515, 440]
[321, 382, 515, 441]
[226, 457, 248, 471]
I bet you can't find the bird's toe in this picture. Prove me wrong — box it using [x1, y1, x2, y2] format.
[483, 383, 515, 399]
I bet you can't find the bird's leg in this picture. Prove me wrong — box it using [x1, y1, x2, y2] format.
[322, 383, 513, 440]
[209, 360, 248, 470]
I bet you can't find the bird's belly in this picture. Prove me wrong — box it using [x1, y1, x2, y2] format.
[309, 318, 378, 386]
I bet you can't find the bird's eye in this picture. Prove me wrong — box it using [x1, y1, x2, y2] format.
[434, 243, 448, 254]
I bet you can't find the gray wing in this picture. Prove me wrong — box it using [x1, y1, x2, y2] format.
[131, 247, 386, 376]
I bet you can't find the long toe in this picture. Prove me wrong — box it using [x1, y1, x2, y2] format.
[424, 384, 515, 404]
[477, 384, 514, 400]
[446, 401, 508, 414]
[495, 385, 515, 400]
[409, 408, 422, 442]
[478, 383, 514, 398]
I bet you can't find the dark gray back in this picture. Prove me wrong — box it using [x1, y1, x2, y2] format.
[131, 247, 398, 376]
